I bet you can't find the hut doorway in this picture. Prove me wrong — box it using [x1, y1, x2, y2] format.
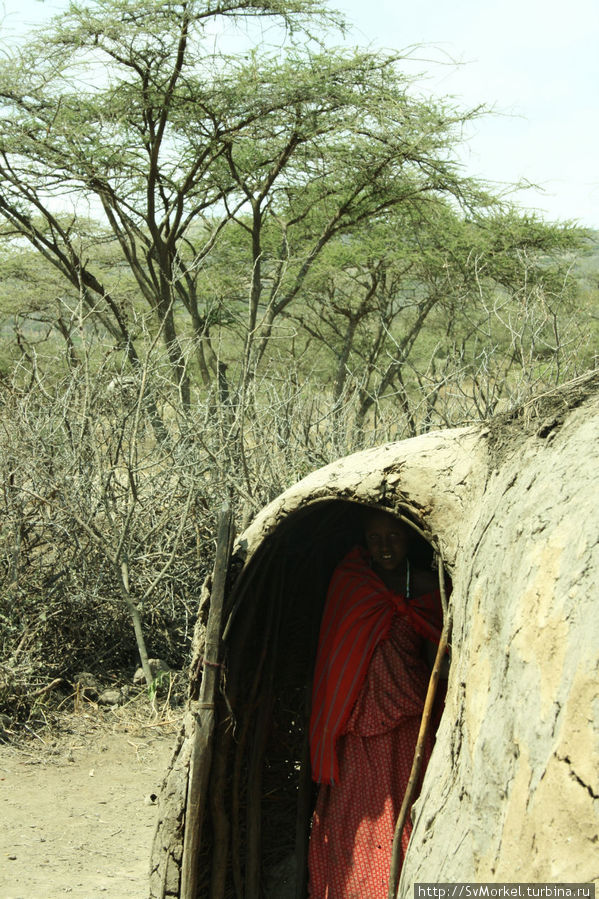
[195, 499, 448, 899]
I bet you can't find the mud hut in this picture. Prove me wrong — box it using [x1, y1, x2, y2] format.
[150, 373, 599, 898]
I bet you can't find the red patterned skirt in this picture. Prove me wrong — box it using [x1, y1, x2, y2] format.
[308, 614, 433, 899]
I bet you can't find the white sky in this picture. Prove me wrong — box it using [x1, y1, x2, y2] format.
[339, 0, 599, 228]
[2, 0, 598, 227]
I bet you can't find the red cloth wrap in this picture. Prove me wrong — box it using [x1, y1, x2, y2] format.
[309, 546, 442, 785]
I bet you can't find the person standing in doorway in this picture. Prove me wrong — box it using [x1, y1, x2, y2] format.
[308, 508, 444, 898]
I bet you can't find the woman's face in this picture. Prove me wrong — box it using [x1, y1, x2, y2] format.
[364, 512, 409, 572]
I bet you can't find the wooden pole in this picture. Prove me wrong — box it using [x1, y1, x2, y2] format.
[387, 555, 450, 899]
[180, 503, 234, 899]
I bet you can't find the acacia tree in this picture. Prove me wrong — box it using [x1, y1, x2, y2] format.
[286, 200, 586, 434]
[0, 0, 497, 411]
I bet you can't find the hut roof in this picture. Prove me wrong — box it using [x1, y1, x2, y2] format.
[235, 424, 487, 573]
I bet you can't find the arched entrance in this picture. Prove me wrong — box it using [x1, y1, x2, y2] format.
[200, 499, 448, 899]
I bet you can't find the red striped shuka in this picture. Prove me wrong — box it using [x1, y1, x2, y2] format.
[309, 545, 442, 787]
[307, 546, 443, 898]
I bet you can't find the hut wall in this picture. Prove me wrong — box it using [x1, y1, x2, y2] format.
[402, 393, 599, 890]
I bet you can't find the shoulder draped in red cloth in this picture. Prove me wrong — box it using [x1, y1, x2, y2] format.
[309, 545, 442, 785]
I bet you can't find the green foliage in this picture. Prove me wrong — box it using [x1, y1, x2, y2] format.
[0, 0, 497, 406]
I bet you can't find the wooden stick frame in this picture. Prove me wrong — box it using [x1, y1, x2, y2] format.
[387, 549, 451, 899]
[177, 498, 449, 899]
[180, 502, 234, 899]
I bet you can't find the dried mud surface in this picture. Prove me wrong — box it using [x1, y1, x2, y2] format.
[0, 710, 177, 899]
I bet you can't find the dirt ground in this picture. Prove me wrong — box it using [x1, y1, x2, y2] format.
[0, 707, 179, 899]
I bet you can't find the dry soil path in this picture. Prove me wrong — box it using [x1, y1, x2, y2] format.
[0, 711, 176, 899]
